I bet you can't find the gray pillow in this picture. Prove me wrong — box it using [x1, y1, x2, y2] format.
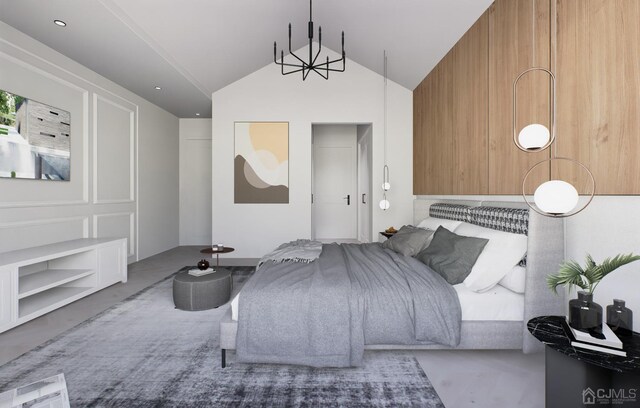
[415, 226, 489, 285]
[382, 225, 435, 257]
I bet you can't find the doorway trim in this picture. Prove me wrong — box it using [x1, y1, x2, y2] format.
[310, 123, 372, 243]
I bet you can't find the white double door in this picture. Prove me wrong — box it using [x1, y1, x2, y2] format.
[312, 125, 358, 240]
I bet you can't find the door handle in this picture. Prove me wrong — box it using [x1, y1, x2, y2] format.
[362, 194, 366, 204]
[343, 195, 351, 205]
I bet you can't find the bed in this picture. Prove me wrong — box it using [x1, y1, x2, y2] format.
[219, 200, 565, 368]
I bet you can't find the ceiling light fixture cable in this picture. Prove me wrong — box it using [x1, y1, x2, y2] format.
[273, 0, 346, 80]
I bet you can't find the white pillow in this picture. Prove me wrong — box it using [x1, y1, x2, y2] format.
[499, 265, 526, 294]
[417, 217, 463, 233]
[455, 222, 528, 293]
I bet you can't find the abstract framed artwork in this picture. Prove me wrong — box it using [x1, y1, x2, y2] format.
[234, 122, 289, 204]
[0, 89, 71, 180]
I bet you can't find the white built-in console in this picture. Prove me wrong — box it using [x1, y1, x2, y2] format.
[0, 238, 127, 334]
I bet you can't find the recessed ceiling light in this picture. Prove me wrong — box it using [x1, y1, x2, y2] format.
[54, 20, 67, 27]
[154, 86, 161, 90]
[195, 113, 200, 116]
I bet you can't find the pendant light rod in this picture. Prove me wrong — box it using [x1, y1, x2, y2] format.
[273, 0, 346, 80]
[383, 50, 388, 167]
[382, 50, 390, 190]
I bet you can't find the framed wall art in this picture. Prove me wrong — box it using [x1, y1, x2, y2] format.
[0, 89, 70, 180]
[234, 122, 288, 203]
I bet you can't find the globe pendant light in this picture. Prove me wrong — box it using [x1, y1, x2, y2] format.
[379, 51, 390, 211]
[534, 180, 579, 215]
[514, 7, 595, 218]
[522, 157, 595, 218]
[518, 124, 551, 150]
[513, 67, 556, 152]
[514, 67, 595, 217]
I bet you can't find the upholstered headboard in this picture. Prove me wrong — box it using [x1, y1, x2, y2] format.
[428, 203, 529, 235]
[416, 199, 564, 353]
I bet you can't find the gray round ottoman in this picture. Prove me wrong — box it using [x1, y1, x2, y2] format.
[173, 268, 231, 311]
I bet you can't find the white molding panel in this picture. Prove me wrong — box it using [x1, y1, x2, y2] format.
[0, 50, 90, 208]
[0, 26, 178, 263]
[92, 93, 136, 204]
[0, 216, 89, 252]
[92, 212, 135, 257]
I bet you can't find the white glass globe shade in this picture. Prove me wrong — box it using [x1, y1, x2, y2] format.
[379, 199, 390, 210]
[382, 182, 391, 191]
[533, 180, 579, 215]
[518, 124, 550, 150]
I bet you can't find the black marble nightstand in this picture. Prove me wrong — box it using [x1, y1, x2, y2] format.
[528, 316, 640, 408]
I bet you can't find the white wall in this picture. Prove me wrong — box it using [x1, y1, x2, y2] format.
[137, 102, 179, 259]
[417, 195, 640, 330]
[179, 118, 212, 245]
[212, 46, 413, 258]
[0, 21, 179, 262]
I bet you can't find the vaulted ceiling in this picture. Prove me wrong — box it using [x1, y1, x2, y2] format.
[0, 0, 492, 118]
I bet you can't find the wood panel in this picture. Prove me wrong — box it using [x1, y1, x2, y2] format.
[556, 0, 640, 194]
[452, 11, 489, 195]
[413, 11, 488, 195]
[414, 58, 453, 194]
[413, 69, 427, 193]
[488, 0, 552, 194]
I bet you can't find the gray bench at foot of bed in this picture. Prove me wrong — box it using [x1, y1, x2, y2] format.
[218, 308, 524, 368]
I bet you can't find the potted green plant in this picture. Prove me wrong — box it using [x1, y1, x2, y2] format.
[547, 254, 640, 332]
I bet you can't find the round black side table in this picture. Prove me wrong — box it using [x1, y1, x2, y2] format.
[200, 246, 235, 271]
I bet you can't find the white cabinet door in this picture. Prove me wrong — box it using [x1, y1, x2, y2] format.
[97, 241, 126, 287]
[0, 268, 15, 331]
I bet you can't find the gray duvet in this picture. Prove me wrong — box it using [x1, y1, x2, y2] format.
[236, 243, 461, 367]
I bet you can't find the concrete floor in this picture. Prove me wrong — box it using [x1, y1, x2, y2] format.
[0, 246, 545, 407]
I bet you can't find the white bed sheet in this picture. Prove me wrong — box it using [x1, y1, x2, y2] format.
[230, 283, 524, 322]
[231, 292, 240, 321]
[453, 283, 524, 321]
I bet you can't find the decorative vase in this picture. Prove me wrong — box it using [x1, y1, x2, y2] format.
[569, 291, 603, 333]
[197, 259, 210, 271]
[607, 299, 633, 335]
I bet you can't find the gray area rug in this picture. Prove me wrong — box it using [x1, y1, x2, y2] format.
[0, 267, 444, 407]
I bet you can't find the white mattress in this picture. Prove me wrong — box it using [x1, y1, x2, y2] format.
[230, 284, 524, 322]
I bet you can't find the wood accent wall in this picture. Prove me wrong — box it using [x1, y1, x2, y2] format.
[555, 0, 640, 194]
[414, 0, 640, 195]
[488, 0, 552, 194]
[413, 11, 489, 195]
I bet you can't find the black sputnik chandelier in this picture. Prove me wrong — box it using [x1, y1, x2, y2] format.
[273, 0, 346, 80]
